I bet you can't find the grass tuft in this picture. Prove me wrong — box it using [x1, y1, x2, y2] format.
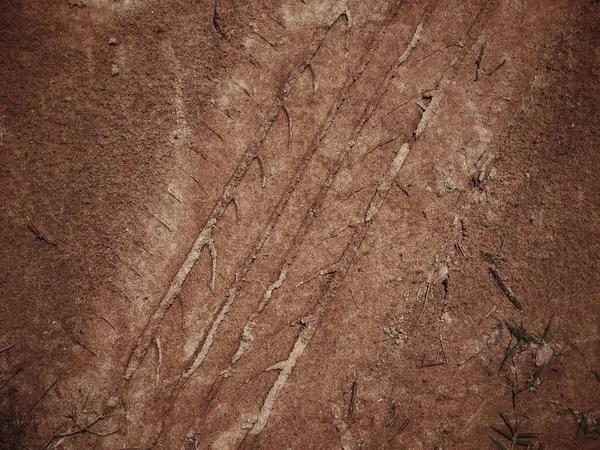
[491, 413, 540, 449]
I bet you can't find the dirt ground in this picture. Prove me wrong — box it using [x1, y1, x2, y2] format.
[1, 0, 599, 449]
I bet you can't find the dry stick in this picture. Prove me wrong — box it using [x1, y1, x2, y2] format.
[388, 416, 411, 444]
[27, 220, 57, 247]
[120, 24, 152, 40]
[490, 266, 523, 311]
[0, 366, 22, 390]
[474, 42, 486, 81]
[350, 287, 361, 310]
[201, 120, 225, 143]
[72, 337, 97, 357]
[282, 104, 292, 150]
[421, 335, 449, 367]
[365, 136, 400, 157]
[308, 63, 317, 94]
[44, 411, 116, 449]
[413, 274, 433, 330]
[155, 338, 163, 387]
[212, 0, 227, 39]
[196, 26, 419, 436]
[2, 1, 18, 9]
[231, 197, 241, 221]
[183, 4, 423, 443]
[25, 379, 58, 418]
[348, 374, 358, 421]
[487, 58, 506, 76]
[0, 343, 13, 354]
[440, 273, 450, 317]
[252, 154, 267, 188]
[455, 241, 468, 259]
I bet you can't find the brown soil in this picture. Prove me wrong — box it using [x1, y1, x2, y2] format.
[1, 0, 599, 449]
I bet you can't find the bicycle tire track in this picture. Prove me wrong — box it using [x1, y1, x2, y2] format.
[123, 5, 353, 382]
[169, 3, 403, 393]
[227, 4, 432, 371]
[242, 143, 410, 441]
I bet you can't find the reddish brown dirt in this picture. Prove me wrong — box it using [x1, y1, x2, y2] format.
[1, 0, 599, 449]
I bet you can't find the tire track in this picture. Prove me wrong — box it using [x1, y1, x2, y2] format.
[228, 3, 432, 372]
[123, 5, 353, 382]
[172, 7, 433, 446]
[243, 144, 411, 441]
[234, 0, 501, 442]
[167, 4, 402, 396]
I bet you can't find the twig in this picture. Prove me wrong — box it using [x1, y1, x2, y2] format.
[231, 197, 241, 221]
[394, 179, 410, 196]
[0, 343, 14, 354]
[307, 63, 317, 94]
[120, 24, 151, 40]
[348, 374, 358, 421]
[349, 287, 361, 310]
[167, 189, 183, 204]
[2, 0, 18, 9]
[0, 366, 23, 390]
[414, 275, 433, 329]
[440, 335, 448, 363]
[474, 42, 486, 81]
[27, 220, 57, 246]
[207, 239, 218, 291]
[212, 0, 228, 39]
[253, 154, 267, 187]
[365, 137, 400, 157]
[490, 266, 523, 311]
[388, 416, 411, 443]
[440, 274, 450, 314]
[282, 104, 292, 151]
[421, 336, 449, 367]
[564, 93, 580, 107]
[201, 120, 224, 142]
[26, 379, 58, 418]
[72, 337, 97, 357]
[55, 412, 107, 438]
[155, 338, 163, 387]
[487, 58, 506, 76]
[455, 241, 468, 259]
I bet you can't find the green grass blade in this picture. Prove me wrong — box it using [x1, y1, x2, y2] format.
[500, 413, 515, 435]
[492, 425, 514, 442]
[542, 315, 554, 342]
[490, 436, 509, 450]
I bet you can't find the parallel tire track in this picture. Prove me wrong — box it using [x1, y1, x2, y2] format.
[124, 5, 353, 381]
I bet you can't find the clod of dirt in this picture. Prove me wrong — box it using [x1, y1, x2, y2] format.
[111, 64, 120, 77]
[535, 345, 554, 367]
[106, 395, 119, 408]
[108, 38, 118, 46]
[487, 322, 504, 345]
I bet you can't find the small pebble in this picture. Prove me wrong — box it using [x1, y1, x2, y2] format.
[109, 37, 118, 46]
[111, 64, 120, 76]
[535, 345, 554, 367]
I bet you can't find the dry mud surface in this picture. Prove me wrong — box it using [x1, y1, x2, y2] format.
[1, 0, 599, 449]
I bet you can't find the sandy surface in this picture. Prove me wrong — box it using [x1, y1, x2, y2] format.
[1, 0, 599, 449]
